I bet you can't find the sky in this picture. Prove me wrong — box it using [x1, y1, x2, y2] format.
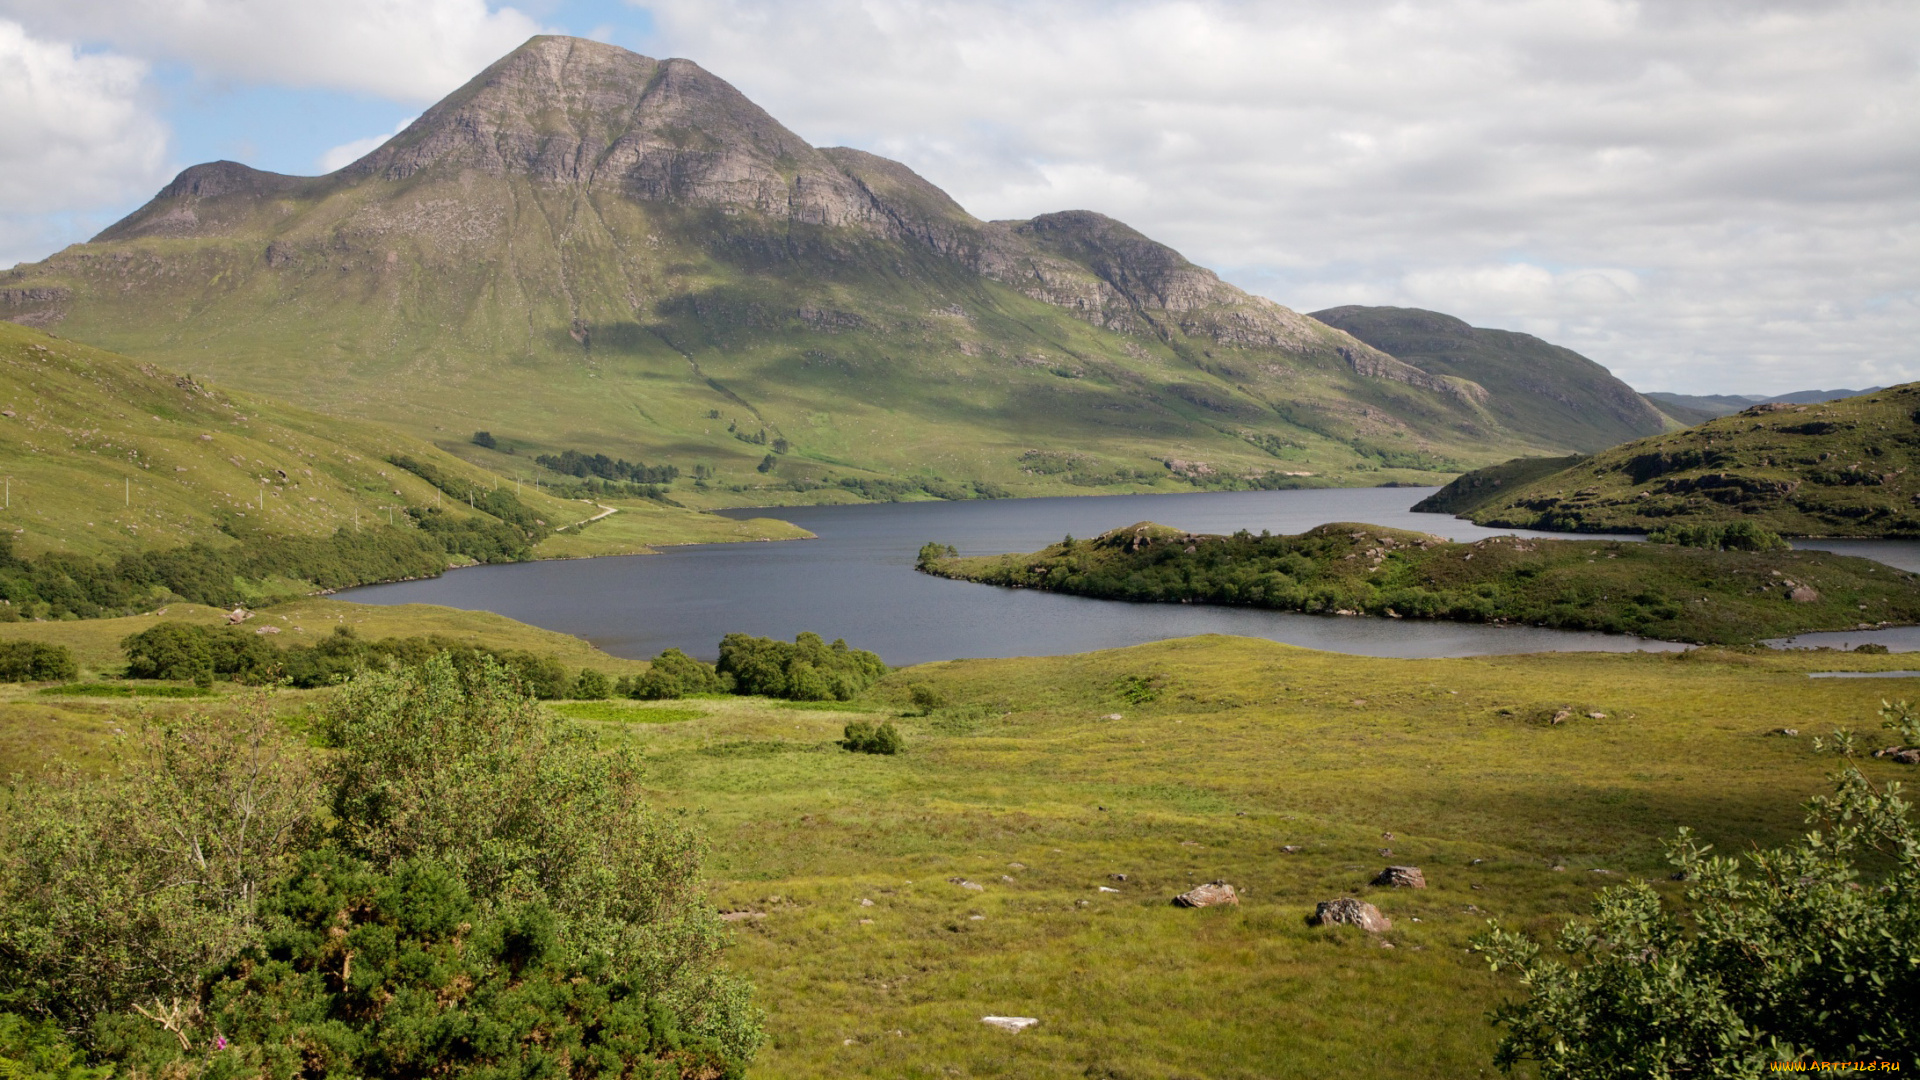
[1, 0, 1915, 396]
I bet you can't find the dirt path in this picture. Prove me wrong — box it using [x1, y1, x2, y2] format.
[555, 503, 618, 532]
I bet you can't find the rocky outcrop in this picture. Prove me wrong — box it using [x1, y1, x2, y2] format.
[1343, 347, 1489, 405]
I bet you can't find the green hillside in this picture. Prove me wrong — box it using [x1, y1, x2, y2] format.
[921, 520, 1920, 644]
[2, 37, 1619, 504]
[0, 320, 800, 612]
[1409, 454, 1586, 515]
[1438, 385, 1920, 536]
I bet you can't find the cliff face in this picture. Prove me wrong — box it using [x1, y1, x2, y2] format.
[0, 36, 1599, 499]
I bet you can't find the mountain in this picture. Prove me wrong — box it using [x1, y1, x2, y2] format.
[5, 36, 1616, 503]
[1425, 385, 1920, 537]
[1644, 389, 1885, 422]
[1306, 306, 1676, 452]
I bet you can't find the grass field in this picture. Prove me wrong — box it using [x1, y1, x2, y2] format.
[2, 634, 1911, 1075]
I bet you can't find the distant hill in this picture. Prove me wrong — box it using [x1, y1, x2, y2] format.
[1645, 389, 1884, 421]
[1410, 455, 1587, 515]
[1308, 306, 1675, 453]
[3, 36, 1645, 503]
[1429, 385, 1920, 537]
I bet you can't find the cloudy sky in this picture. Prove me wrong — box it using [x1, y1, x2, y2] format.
[1, 0, 1914, 395]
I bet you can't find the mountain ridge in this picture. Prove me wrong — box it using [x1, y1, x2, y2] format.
[5, 35, 1634, 502]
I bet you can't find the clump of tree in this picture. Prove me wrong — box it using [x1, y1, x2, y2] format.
[119, 622, 584, 697]
[625, 648, 728, 700]
[916, 542, 958, 569]
[387, 454, 546, 536]
[0, 657, 762, 1076]
[716, 632, 887, 702]
[0, 640, 77, 682]
[406, 504, 534, 562]
[840, 719, 902, 755]
[535, 448, 679, 485]
[621, 635, 887, 703]
[1473, 743, 1916, 1073]
[1646, 520, 1790, 552]
[471, 430, 497, 449]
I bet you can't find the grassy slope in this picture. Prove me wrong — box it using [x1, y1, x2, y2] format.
[1453, 385, 1920, 536]
[0, 598, 650, 677]
[0, 319, 800, 567]
[10, 636, 1909, 1076]
[1308, 306, 1676, 452]
[1410, 454, 1587, 515]
[923, 521, 1920, 644]
[7, 180, 1556, 503]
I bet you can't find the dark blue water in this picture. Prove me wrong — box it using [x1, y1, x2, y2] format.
[340, 487, 1705, 664]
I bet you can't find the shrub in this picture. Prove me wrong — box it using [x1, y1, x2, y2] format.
[630, 648, 726, 700]
[0, 1012, 108, 1080]
[841, 720, 902, 755]
[0, 640, 77, 682]
[472, 430, 497, 449]
[1646, 520, 1789, 552]
[121, 622, 213, 681]
[1473, 763, 1917, 1073]
[715, 632, 887, 702]
[916, 541, 958, 569]
[573, 667, 612, 700]
[158, 852, 746, 1080]
[908, 683, 946, 715]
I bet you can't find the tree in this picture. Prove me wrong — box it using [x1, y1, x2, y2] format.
[573, 667, 613, 700]
[1473, 761, 1917, 1074]
[715, 632, 887, 702]
[471, 430, 497, 449]
[0, 641, 77, 683]
[0, 695, 319, 1041]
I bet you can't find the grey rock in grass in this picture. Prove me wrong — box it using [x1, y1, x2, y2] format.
[949, 877, 985, 891]
[1310, 898, 1391, 932]
[1372, 865, 1427, 889]
[982, 1016, 1039, 1033]
[1172, 881, 1238, 907]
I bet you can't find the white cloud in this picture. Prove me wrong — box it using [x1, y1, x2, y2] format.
[0, 19, 168, 267]
[634, 0, 1920, 394]
[0, 0, 546, 103]
[317, 115, 416, 173]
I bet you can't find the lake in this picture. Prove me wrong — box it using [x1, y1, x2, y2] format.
[339, 486, 1713, 664]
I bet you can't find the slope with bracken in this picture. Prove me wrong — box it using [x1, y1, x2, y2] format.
[2, 36, 1615, 503]
[1426, 385, 1920, 537]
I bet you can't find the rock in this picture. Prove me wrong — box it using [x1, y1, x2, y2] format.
[1372, 866, 1426, 888]
[859, 898, 874, 907]
[1891, 748, 1920, 765]
[1000, 875, 1016, 883]
[1098, 886, 1119, 893]
[1772, 728, 1799, 736]
[1008, 862, 1026, 871]
[1788, 585, 1821, 603]
[1309, 898, 1391, 933]
[1587, 712, 1607, 720]
[1109, 873, 1128, 881]
[1279, 845, 1303, 854]
[949, 877, 984, 891]
[225, 607, 252, 624]
[981, 1016, 1039, 1033]
[1101, 713, 1123, 720]
[1550, 708, 1573, 724]
[1172, 881, 1239, 908]
[717, 910, 765, 922]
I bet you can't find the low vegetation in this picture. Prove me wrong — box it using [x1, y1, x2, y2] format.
[1425, 384, 1920, 536]
[624, 634, 890, 703]
[919, 521, 1920, 644]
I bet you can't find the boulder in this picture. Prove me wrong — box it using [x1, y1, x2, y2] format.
[1172, 881, 1238, 908]
[981, 1016, 1039, 1033]
[1788, 585, 1821, 603]
[1372, 866, 1426, 889]
[948, 877, 984, 892]
[1310, 898, 1391, 933]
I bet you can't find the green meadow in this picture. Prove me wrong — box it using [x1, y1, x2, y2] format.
[9, 634, 1908, 1077]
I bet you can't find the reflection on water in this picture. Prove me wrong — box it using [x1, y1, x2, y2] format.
[341, 487, 1700, 665]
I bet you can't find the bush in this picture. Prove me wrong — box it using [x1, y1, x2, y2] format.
[916, 541, 958, 569]
[908, 683, 945, 715]
[472, 430, 497, 449]
[170, 852, 746, 1080]
[715, 632, 887, 702]
[1473, 762, 1917, 1073]
[0, 1012, 109, 1080]
[0, 640, 77, 682]
[841, 720, 902, 755]
[573, 667, 612, 700]
[1646, 520, 1790, 552]
[631, 648, 725, 700]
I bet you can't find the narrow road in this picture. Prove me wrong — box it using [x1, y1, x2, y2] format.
[556, 503, 618, 532]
